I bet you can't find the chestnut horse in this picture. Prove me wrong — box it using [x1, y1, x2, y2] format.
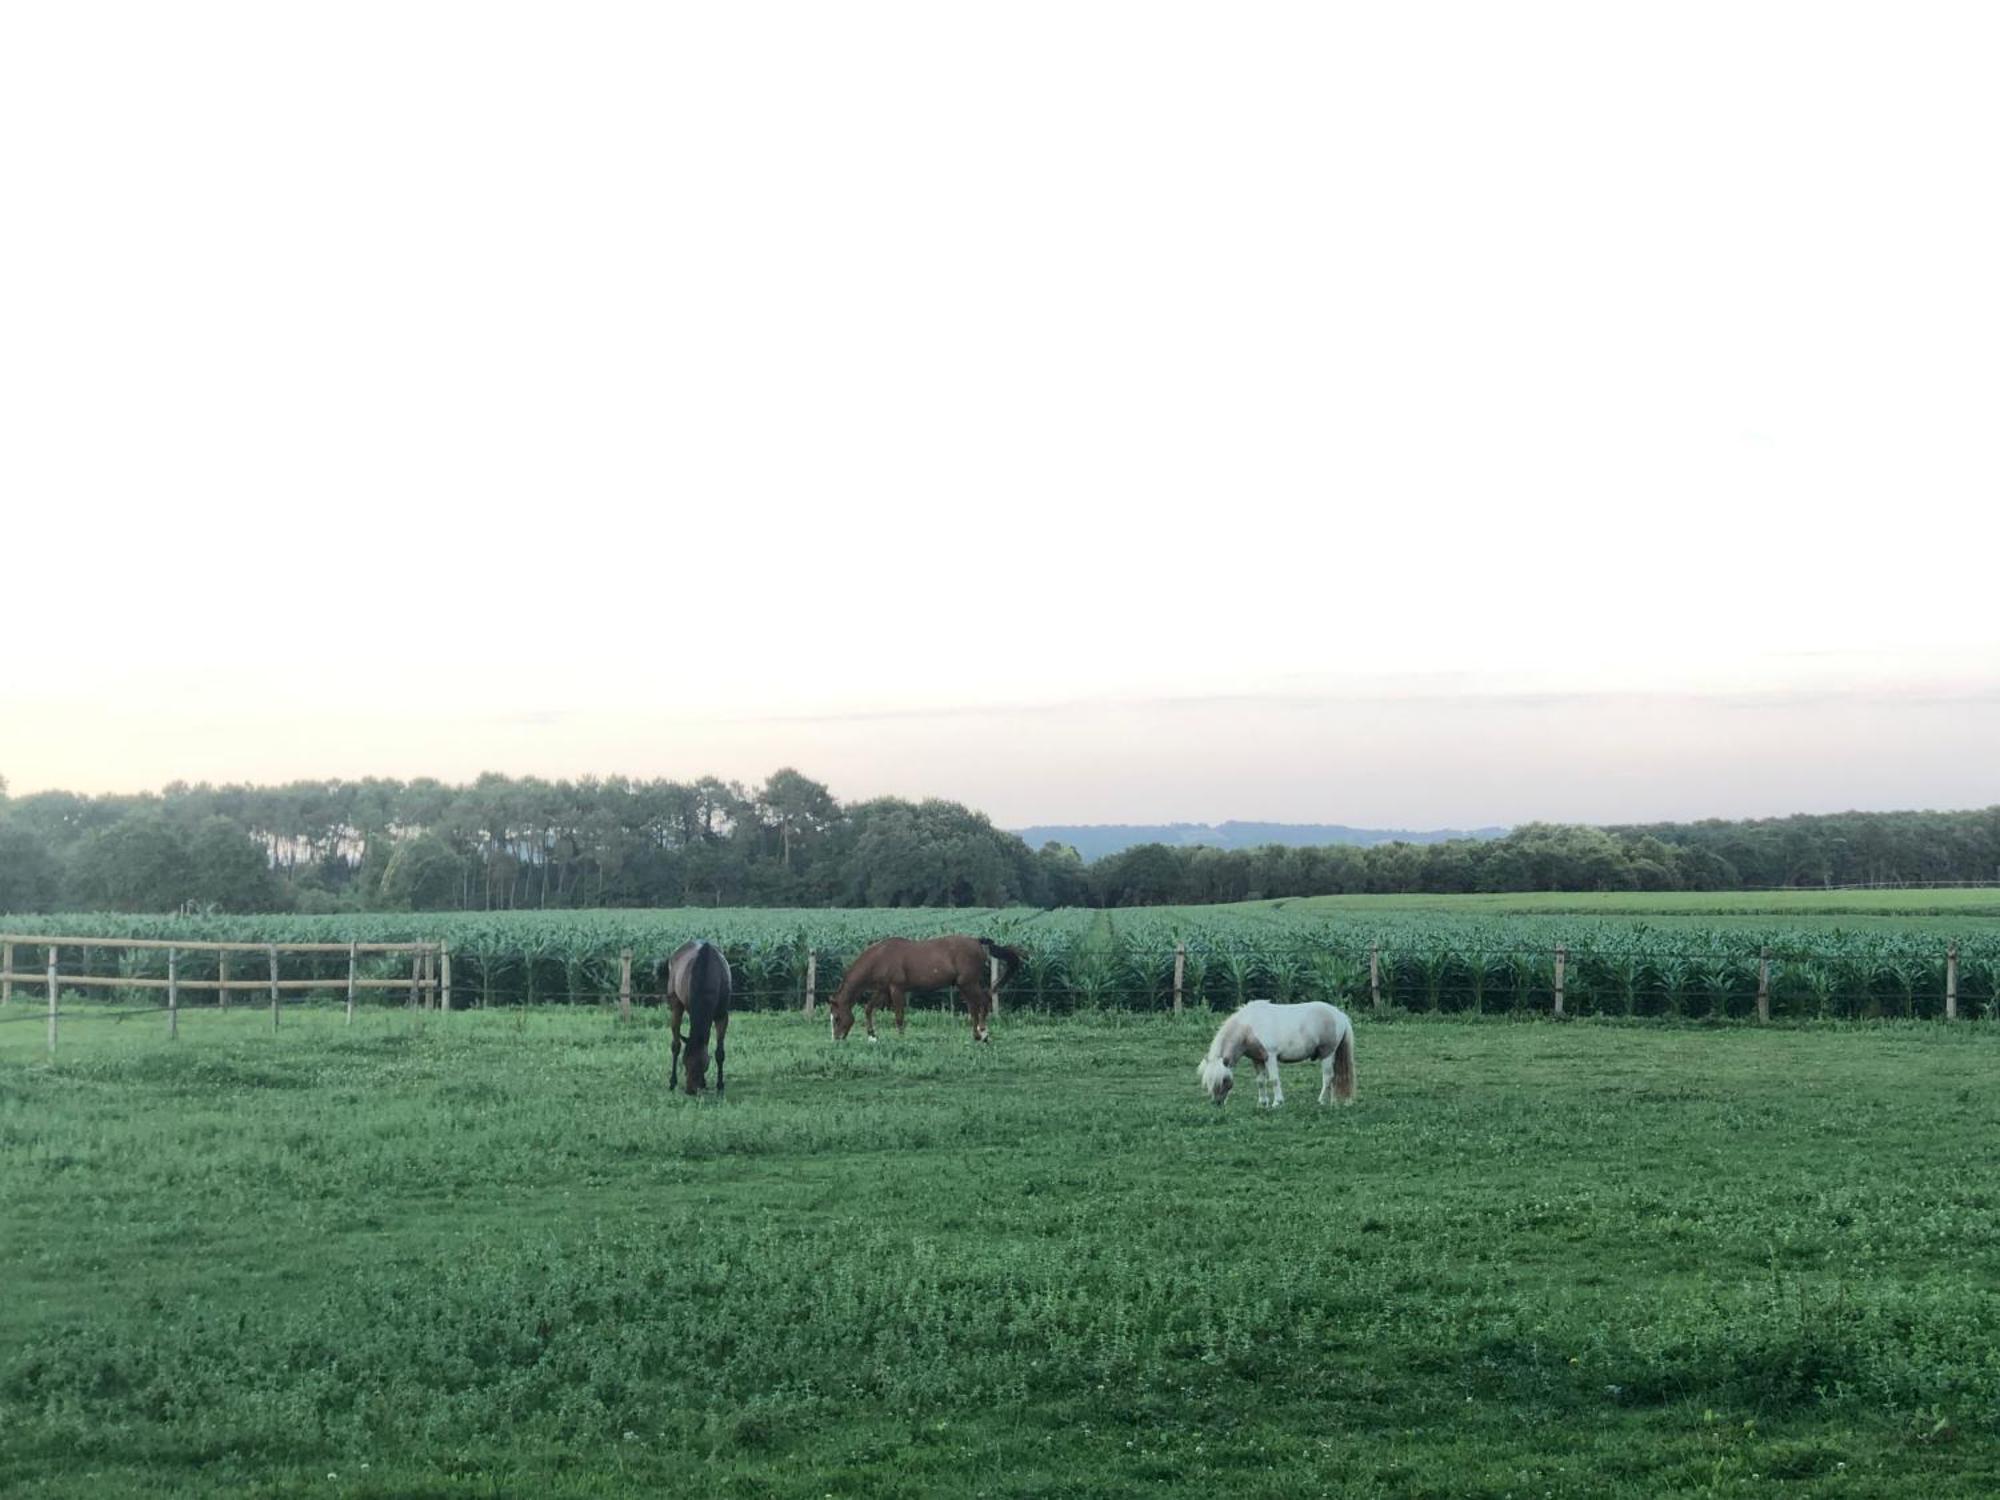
[828, 934, 1023, 1043]
[659, 940, 732, 1096]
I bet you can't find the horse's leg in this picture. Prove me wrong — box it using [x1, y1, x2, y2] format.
[1265, 1053, 1284, 1108]
[865, 989, 880, 1042]
[668, 996, 686, 1090]
[1243, 1038, 1270, 1105]
[1319, 1050, 1335, 1105]
[962, 972, 991, 1042]
[891, 985, 907, 1034]
[714, 1011, 729, 1097]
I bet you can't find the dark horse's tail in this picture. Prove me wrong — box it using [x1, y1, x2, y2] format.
[685, 941, 730, 1053]
[977, 936, 1024, 992]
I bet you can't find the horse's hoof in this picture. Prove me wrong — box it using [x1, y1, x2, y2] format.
[868, 1035, 879, 1044]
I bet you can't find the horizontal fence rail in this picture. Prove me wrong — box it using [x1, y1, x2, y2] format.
[1, 936, 453, 1053]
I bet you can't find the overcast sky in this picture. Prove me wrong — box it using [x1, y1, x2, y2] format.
[4, 3, 1996, 827]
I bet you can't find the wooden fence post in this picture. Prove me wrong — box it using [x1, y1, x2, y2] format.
[619, 949, 633, 1022]
[346, 942, 358, 1025]
[48, 946, 60, 1056]
[2, 940, 11, 1005]
[1553, 944, 1566, 1018]
[269, 945, 280, 1031]
[1368, 944, 1381, 1010]
[1757, 947, 1771, 1023]
[408, 951, 420, 1009]
[441, 944, 452, 1015]
[168, 948, 178, 1040]
[1946, 944, 1959, 1022]
[218, 951, 229, 1010]
[1173, 942, 1186, 1014]
[990, 953, 1002, 1017]
[803, 952, 817, 1017]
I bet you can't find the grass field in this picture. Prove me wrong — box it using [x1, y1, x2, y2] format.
[5, 1005, 1999, 1497]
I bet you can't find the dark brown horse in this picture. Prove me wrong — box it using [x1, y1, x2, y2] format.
[828, 934, 1023, 1043]
[659, 940, 732, 1095]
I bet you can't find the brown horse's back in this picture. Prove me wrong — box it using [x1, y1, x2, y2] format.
[848, 934, 983, 991]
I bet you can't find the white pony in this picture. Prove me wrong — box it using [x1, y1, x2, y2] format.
[1197, 1000, 1355, 1108]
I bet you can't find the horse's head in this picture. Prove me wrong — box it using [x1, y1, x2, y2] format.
[1197, 1056, 1234, 1106]
[828, 994, 856, 1041]
[682, 1040, 711, 1095]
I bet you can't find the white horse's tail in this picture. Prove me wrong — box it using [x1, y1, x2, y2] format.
[1332, 1025, 1356, 1103]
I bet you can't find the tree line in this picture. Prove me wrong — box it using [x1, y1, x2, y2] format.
[0, 771, 1995, 914]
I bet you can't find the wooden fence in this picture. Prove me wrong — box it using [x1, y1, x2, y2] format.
[0, 935, 446, 1055]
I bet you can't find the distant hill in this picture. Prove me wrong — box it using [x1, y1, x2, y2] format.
[1011, 821, 1510, 863]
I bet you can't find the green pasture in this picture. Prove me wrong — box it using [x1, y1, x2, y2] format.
[4, 1005, 1999, 1497]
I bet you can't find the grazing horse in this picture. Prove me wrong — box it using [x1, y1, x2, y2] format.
[827, 934, 1023, 1043]
[1197, 1000, 1354, 1108]
[659, 940, 732, 1096]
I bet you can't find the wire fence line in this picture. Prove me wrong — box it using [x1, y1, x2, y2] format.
[5, 928, 1996, 1058]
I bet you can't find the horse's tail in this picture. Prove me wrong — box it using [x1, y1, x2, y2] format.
[977, 937, 1024, 991]
[1332, 1023, 1356, 1104]
[686, 941, 730, 1049]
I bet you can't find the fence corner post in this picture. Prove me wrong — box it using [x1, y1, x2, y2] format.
[269, 945, 280, 1031]
[990, 953, 1002, 1017]
[47, 945, 58, 1057]
[168, 947, 178, 1040]
[1946, 944, 1959, 1022]
[1757, 946, 1771, 1023]
[1553, 944, 1566, 1019]
[346, 941, 358, 1025]
[1173, 941, 1186, 1014]
[1368, 943, 1381, 1010]
[803, 951, 817, 1017]
[619, 949, 633, 1022]
[440, 943, 452, 1015]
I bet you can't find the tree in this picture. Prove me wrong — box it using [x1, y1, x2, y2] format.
[756, 768, 839, 870]
[0, 823, 61, 912]
[68, 809, 190, 911]
[379, 834, 467, 912]
[837, 798, 1034, 906]
[186, 816, 281, 911]
[1093, 843, 1187, 905]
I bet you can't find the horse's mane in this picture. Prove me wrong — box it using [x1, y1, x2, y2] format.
[1206, 1014, 1251, 1064]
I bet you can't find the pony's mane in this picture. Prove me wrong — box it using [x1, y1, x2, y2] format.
[1206, 1015, 1252, 1063]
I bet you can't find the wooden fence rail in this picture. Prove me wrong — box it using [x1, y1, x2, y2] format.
[0, 937, 443, 1055]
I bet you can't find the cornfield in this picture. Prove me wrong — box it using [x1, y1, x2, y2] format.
[4, 906, 1997, 1021]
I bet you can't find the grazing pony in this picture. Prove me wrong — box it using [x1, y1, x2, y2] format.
[827, 934, 1023, 1043]
[659, 940, 732, 1096]
[1197, 1000, 1354, 1108]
